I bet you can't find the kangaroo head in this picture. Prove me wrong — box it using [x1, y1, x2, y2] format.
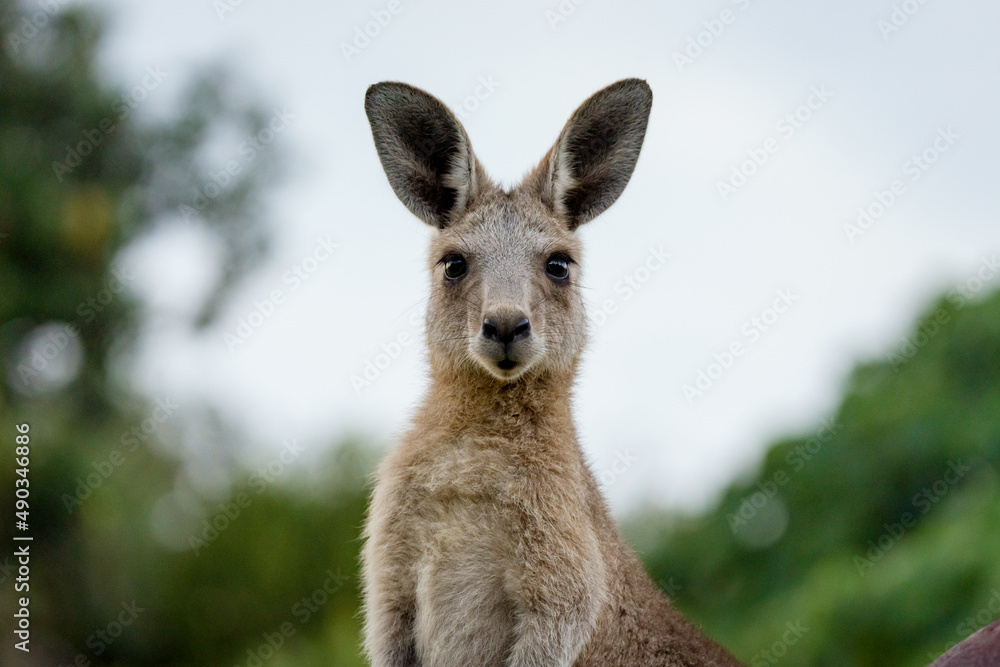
[365, 79, 652, 382]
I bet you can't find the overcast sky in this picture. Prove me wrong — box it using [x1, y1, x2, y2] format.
[84, 0, 1000, 513]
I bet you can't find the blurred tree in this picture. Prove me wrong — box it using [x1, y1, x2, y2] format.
[0, 1, 371, 665]
[631, 288, 1000, 667]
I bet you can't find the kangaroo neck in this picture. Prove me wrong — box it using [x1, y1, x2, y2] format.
[420, 359, 578, 441]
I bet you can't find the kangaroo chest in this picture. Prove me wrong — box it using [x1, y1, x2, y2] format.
[407, 440, 523, 665]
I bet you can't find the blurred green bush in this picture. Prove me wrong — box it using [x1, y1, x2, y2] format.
[630, 289, 1000, 666]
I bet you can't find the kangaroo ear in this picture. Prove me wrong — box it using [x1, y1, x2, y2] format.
[365, 82, 483, 228]
[532, 79, 652, 230]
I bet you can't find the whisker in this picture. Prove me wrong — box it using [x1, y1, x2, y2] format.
[388, 295, 430, 327]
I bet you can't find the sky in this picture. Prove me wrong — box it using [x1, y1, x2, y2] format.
[81, 0, 1000, 513]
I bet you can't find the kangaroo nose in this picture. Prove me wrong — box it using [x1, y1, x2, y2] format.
[482, 314, 531, 345]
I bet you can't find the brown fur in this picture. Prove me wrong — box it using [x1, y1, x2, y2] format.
[362, 79, 742, 666]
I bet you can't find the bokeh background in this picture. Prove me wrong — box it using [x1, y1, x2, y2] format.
[1, 0, 998, 665]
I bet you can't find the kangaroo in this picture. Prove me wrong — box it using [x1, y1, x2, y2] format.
[360, 78, 740, 667]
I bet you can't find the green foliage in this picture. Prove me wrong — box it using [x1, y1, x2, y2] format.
[0, 0, 370, 664]
[631, 290, 1000, 667]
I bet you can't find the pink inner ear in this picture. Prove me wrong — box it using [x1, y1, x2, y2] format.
[928, 618, 1000, 666]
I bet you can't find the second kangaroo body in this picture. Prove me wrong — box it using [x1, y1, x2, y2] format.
[361, 79, 741, 666]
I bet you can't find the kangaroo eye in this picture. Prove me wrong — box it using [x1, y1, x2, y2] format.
[443, 254, 468, 280]
[546, 255, 570, 280]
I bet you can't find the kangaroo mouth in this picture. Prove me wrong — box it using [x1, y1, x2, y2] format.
[472, 338, 538, 380]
